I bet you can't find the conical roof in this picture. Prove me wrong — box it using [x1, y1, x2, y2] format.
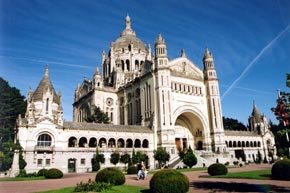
[32, 67, 60, 104]
[251, 101, 262, 122]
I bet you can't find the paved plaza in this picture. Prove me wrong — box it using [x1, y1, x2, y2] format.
[1, 164, 290, 193]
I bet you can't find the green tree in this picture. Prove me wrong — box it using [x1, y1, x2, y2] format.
[223, 117, 247, 131]
[0, 77, 26, 147]
[132, 150, 147, 165]
[110, 152, 120, 166]
[86, 106, 110, 124]
[91, 148, 105, 171]
[0, 78, 26, 171]
[120, 153, 130, 170]
[182, 146, 197, 168]
[153, 147, 170, 169]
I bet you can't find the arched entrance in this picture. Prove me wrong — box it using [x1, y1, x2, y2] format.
[174, 111, 207, 152]
[68, 158, 76, 173]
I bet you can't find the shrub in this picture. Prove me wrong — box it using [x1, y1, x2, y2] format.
[271, 159, 290, 180]
[74, 179, 112, 192]
[224, 162, 230, 166]
[95, 167, 125, 185]
[208, 163, 228, 176]
[17, 170, 37, 177]
[37, 169, 48, 176]
[127, 165, 137, 174]
[44, 168, 63, 179]
[150, 169, 189, 193]
[182, 147, 197, 168]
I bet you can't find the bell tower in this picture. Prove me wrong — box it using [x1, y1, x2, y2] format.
[203, 48, 226, 153]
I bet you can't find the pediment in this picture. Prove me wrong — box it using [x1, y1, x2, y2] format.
[169, 57, 203, 80]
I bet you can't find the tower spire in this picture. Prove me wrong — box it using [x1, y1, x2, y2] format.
[121, 14, 135, 36]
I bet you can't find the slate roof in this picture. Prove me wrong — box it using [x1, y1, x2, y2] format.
[32, 68, 60, 104]
[63, 121, 153, 133]
[225, 130, 260, 137]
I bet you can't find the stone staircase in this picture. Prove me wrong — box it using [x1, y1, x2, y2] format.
[168, 151, 230, 168]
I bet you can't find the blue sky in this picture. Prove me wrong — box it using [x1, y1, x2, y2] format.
[0, 0, 289, 125]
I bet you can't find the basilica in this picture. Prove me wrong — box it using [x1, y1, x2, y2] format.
[15, 16, 275, 173]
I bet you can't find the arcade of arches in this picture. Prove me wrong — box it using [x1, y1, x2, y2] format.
[68, 136, 149, 149]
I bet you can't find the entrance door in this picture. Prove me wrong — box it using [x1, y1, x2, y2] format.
[68, 158, 76, 173]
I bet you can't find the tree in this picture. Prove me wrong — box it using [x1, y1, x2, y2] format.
[110, 152, 120, 166]
[223, 117, 247, 131]
[91, 148, 105, 171]
[153, 147, 170, 169]
[120, 153, 130, 170]
[182, 146, 197, 168]
[0, 77, 26, 148]
[85, 105, 110, 124]
[0, 78, 26, 171]
[132, 150, 147, 165]
[271, 74, 290, 157]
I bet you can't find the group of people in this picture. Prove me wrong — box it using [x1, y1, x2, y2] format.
[136, 161, 147, 180]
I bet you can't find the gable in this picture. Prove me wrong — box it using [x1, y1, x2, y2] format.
[169, 57, 203, 80]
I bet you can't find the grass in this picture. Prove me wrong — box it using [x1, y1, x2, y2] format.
[213, 169, 271, 180]
[0, 176, 45, 181]
[38, 185, 148, 193]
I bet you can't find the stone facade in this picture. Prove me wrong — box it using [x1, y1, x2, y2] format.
[16, 15, 275, 173]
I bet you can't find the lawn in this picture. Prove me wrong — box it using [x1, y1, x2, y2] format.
[0, 176, 45, 181]
[38, 185, 148, 193]
[213, 169, 271, 180]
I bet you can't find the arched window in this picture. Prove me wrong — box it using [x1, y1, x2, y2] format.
[79, 137, 87, 147]
[254, 141, 257, 147]
[233, 141, 237, 147]
[242, 141, 245, 147]
[229, 141, 232, 147]
[126, 60, 130, 71]
[108, 138, 116, 148]
[126, 139, 133, 148]
[68, 137, 77, 147]
[89, 138, 97, 147]
[238, 141, 241, 147]
[117, 138, 125, 148]
[142, 139, 149, 148]
[99, 138, 107, 148]
[134, 139, 141, 148]
[250, 141, 253, 147]
[258, 141, 261, 147]
[246, 141, 249, 147]
[46, 98, 49, 112]
[225, 141, 228, 147]
[37, 134, 52, 147]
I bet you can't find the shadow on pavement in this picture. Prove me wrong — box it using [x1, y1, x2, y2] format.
[192, 181, 290, 192]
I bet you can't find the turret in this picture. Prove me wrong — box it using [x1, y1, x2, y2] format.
[155, 34, 168, 68]
[203, 48, 217, 80]
[94, 67, 103, 89]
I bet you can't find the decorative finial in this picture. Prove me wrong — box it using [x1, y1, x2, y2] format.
[125, 14, 131, 29]
[44, 65, 49, 77]
[181, 49, 186, 57]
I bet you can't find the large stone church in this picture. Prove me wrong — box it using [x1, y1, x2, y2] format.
[16, 16, 275, 173]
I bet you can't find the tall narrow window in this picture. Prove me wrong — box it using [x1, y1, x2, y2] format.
[46, 98, 49, 113]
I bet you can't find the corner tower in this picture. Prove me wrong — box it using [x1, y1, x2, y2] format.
[203, 48, 225, 152]
[154, 34, 174, 150]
